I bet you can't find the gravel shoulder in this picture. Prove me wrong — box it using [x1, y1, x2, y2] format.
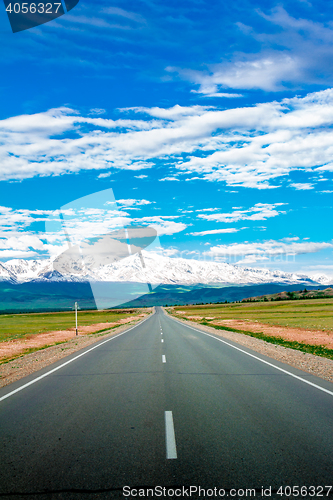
[0, 314, 148, 361]
[0, 313, 152, 388]
[2, 307, 332, 389]
[167, 312, 333, 383]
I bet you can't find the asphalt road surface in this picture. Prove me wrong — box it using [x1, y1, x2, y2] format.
[0, 307, 332, 500]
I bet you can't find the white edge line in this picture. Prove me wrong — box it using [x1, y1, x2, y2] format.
[165, 411, 177, 459]
[0, 313, 153, 403]
[168, 315, 333, 398]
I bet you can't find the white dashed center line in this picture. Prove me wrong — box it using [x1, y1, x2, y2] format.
[165, 411, 177, 459]
[162, 355, 166, 363]
[161, 339, 164, 343]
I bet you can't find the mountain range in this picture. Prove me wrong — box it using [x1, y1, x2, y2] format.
[0, 251, 330, 286]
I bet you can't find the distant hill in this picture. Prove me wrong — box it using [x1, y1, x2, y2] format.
[242, 287, 333, 302]
[1, 282, 332, 313]
[121, 283, 332, 307]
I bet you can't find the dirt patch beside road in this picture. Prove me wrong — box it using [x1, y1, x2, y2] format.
[167, 311, 333, 383]
[211, 319, 333, 349]
[0, 313, 151, 388]
[0, 314, 146, 363]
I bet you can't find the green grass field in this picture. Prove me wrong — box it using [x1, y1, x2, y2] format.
[172, 298, 333, 332]
[170, 299, 333, 360]
[0, 308, 146, 342]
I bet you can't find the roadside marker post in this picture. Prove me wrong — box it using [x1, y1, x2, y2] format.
[73, 302, 80, 336]
[75, 302, 78, 336]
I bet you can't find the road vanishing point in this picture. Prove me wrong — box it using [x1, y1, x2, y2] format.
[0, 307, 332, 499]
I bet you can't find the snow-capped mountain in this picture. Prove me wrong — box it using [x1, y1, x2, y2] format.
[0, 262, 17, 282]
[1, 252, 331, 286]
[2, 259, 53, 281]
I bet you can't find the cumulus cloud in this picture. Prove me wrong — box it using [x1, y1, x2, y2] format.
[124, 104, 212, 120]
[0, 206, 54, 232]
[198, 203, 286, 223]
[289, 183, 314, 190]
[89, 108, 106, 116]
[204, 239, 333, 262]
[134, 216, 187, 236]
[97, 172, 113, 179]
[2, 89, 333, 188]
[189, 227, 246, 236]
[0, 107, 159, 181]
[0, 203, 186, 261]
[168, 7, 333, 94]
[195, 208, 219, 212]
[191, 91, 243, 98]
[152, 246, 179, 257]
[0, 250, 38, 259]
[1, 234, 45, 250]
[169, 54, 300, 93]
[117, 199, 152, 208]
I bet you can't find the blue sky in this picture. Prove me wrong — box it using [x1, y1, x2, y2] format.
[1, 0, 333, 279]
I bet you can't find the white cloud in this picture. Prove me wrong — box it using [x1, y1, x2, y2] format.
[98, 172, 113, 179]
[167, 7, 333, 94]
[191, 90, 243, 98]
[124, 104, 211, 120]
[0, 203, 187, 261]
[152, 246, 179, 257]
[0, 250, 38, 259]
[117, 199, 152, 207]
[170, 54, 299, 93]
[0, 206, 55, 232]
[0, 234, 45, 251]
[54, 212, 186, 240]
[204, 239, 333, 260]
[133, 216, 187, 236]
[198, 203, 286, 223]
[0, 107, 159, 181]
[189, 227, 246, 236]
[89, 108, 106, 116]
[290, 183, 314, 190]
[2, 89, 333, 188]
[195, 208, 219, 212]
[282, 237, 300, 242]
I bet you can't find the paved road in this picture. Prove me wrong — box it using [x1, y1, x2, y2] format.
[0, 307, 332, 499]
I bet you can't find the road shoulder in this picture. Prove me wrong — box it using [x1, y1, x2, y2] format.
[0, 312, 153, 388]
[165, 309, 333, 383]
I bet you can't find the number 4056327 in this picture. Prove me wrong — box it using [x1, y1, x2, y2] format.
[6, 3, 62, 14]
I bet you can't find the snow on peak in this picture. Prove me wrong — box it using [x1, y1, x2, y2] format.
[0, 251, 329, 286]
